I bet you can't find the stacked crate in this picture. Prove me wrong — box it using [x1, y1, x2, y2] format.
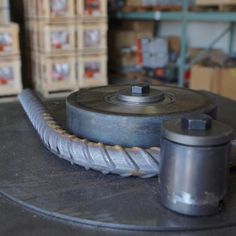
[24, 0, 108, 98]
[0, 0, 22, 97]
[77, 0, 108, 88]
[24, 0, 77, 97]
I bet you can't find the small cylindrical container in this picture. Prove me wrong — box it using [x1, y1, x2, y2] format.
[159, 114, 233, 216]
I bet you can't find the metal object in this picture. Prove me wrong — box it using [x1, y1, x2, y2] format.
[18, 89, 160, 178]
[4, 93, 236, 234]
[159, 114, 233, 216]
[66, 84, 217, 148]
[18, 89, 236, 179]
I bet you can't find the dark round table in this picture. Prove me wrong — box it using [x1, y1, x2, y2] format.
[1, 92, 236, 236]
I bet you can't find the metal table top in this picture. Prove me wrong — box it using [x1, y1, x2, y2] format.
[1, 92, 236, 235]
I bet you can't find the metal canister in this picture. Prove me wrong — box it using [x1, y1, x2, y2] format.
[159, 114, 233, 216]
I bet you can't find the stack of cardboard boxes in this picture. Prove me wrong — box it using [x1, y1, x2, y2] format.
[109, 21, 154, 72]
[0, 0, 22, 98]
[24, 0, 108, 98]
[190, 49, 236, 101]
[109, 21, 180, 82]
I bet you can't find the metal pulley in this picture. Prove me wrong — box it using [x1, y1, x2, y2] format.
[66, 84, 217, 148]
[159, 114, 233, 216]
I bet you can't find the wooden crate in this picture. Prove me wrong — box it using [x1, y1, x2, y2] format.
[0, 56, 22, 97]
[25, 20, 39, 50]
[0, 0, 9, 8]
[77, 20, 107, 52]
[0, 23, 19, 56]
[37, 0, 75, 20]
[0, 8, 10, 24]
[196, 0, 236, 10]
[196, 0, 236, 5]
[36, 53, 78, 96]
[31, 52, 41, 89]
[77, 0, 107, 19]
[23, 0, 38, 19]
[77, 53, 107, 88]
[38, 21, 76, 54]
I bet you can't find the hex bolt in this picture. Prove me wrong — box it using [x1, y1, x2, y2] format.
[182, 114, 212, 131]
[131, 84, 150, 95]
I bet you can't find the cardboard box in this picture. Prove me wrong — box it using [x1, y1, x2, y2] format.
[109, 30, 152, 50]
[126, 0, 143, 6]
[77, 53, 107, 88]
[121, 21, 155, 33]
[109, 29, 152, 70]
[188, 48, 227, 66]
[190, 65, 220, 94]
[220, 68, 236, 100]
[77, 0, 107, 19]
[168, 36, 180, 54]
[109, 52, 137, 69]
[0, 56, 22, 96]
[196, 0, 236, 5]
[0, 23, 20, 56]
[77, 21, 107, 52]
[38, 0, 75, 19]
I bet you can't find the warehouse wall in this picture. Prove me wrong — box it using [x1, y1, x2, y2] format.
[159, 21, 235, 54]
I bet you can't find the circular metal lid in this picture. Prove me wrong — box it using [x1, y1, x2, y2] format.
[162, 114, 233, 146]
[69, 84, 216, 116]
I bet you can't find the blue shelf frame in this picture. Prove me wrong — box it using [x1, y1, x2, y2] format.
[112, 0, 236, 87]
[114, 12, 236, 22]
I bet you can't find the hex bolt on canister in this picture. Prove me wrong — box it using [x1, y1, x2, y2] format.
[159, 114, 233, 216]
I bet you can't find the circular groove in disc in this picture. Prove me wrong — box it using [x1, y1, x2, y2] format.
[72, 85, 214, 116]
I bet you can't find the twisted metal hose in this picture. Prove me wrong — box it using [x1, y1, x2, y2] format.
[19, 89, 160, 178]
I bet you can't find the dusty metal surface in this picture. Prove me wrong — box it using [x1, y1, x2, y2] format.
[1, 92, 236, 234]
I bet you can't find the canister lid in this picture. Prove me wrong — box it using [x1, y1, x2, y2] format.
[162, 114, 233, 146]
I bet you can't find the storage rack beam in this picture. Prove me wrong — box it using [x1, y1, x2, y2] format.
[113, 12, 236, 22]
[178, 0, 188, 87]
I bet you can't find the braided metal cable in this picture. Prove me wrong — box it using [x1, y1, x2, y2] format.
[19, 89, 160, 178]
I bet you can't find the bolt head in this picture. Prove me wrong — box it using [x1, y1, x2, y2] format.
[182, 114, 212, 131]
[131, 84, 150, 95]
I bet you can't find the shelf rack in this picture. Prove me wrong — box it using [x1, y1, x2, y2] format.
[111, 0, 236, 87]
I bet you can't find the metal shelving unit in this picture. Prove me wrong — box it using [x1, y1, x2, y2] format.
[111, 0, 236, 87]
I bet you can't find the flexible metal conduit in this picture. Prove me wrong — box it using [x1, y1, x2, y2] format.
[19, 89, 160, 178]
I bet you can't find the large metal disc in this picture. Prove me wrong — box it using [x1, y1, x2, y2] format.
[66, 84, 217, 148]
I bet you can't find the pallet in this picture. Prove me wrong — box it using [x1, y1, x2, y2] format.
[121, 5, 182, 13]
[0, 94, 19, 103]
